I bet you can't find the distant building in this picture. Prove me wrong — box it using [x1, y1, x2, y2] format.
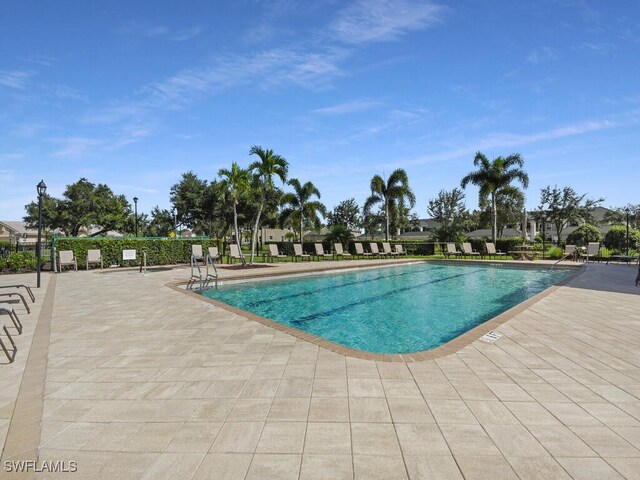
[0, 221, 38, 245]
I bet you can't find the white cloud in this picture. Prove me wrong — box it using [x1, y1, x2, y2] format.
[527, 47, 559, 64]
[144, 47, 347, 107]
[0, 70, 34, 89]
[53, 137, 104, 158]
[119, 23, 202, 41]
[312, 100, 381, 115]
[330, 0, 443, 45]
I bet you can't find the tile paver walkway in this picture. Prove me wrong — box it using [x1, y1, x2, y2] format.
[1, 259, 639, 479]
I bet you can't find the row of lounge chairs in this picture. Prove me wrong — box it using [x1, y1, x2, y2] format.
[265, 242, 408, 262]
[444, 242, 504, 259]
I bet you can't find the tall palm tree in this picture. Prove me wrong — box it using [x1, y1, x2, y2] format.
[247, 146, 288, 264]
[218, 162, 251, 264]
[460, 151, 529, 244]
[280, 179, 326, 243]
[363, 168, 416, 241]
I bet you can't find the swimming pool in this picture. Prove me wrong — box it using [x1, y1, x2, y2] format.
[200, 263, 574, 354]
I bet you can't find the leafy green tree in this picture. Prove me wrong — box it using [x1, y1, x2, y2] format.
[538, 186, 604, 246]
[327, 198, 361, 230]
[362, 210, 384, 239]
[566, 224, 602, 247]
[325, 224, 354, 248]
[280, 179, 326, 242]
[219, 162, 252, 264]
[247, 146, 288, 264]
[427, 188, 467, 241]
[24, 178, 131, 237]
[460, 152, 529, 244]
[477, 188, 526, 238]
[603, 225, 640, 252]
[363, 169, 415, 241]
[170, 172, 209, 233]
[146, 207, 175, 237]
[604, 204, 640, 229]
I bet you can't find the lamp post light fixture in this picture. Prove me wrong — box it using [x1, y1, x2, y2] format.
[133, 197, 139, 237]
[36, 180, 47, 288]
[625, 207, 630, 257]
[173, 208, 177, 238]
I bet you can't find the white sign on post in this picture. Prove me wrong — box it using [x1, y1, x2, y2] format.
[122, 249, 137, 261]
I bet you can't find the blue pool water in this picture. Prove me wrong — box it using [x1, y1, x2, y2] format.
[201, 263, 573, 354]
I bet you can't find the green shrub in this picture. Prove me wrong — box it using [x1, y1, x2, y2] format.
[6, 252, 37, 272]
[547, 246, 563, 259]
[53, 237, 218, 268]
[565, 224, 602, 247]
[603, 225, 640, 252]
[495, 238, 528, 254]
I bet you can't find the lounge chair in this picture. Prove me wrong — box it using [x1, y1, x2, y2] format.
[228, 244, 244, 264]
[86, 249, 103, 270]
[267, 244, 287, 262]
[192, 244, 204, 260]
[58, 250, 77, 272]
[0, 306, 23, 335]
[461, 242, 481, 258]
[0, 285, 35, 303]
[394, 244, 407, 256]
[0, 292, 30, 314]
[334, 243, 352, 260]
[314, 243, 332, 261]
[0, 320, 17, 363]
[208, 246, 222, 263]
[445, 243, 462, 258]
[293, 244, 311, 262]
[562, 244, 577, 261]
[579, 242, 601, 263]
[382, 242, 399, 256]
[369, 242, 386, 258]
[354, 243, 372, 259]
[484, 243, 506, 259]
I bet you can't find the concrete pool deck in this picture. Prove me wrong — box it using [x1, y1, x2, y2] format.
[1, 259, 640, 479]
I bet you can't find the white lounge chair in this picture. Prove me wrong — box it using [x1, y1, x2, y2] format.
[208, 246, 222, 263]
[267, 244, 287, 262]
[369, 242, 385, 258]
[485, 243, 506, 259]
[192, 244, 204, 260]
[314, 243, 332, 260]
[445, 243, 461, 258]
[86, 249, 103, 270]
[382, 242, 399, 256]
[293, 244, 311, 262]
[461, 242, 481, 258]
[58, 250, 77, 272]
[394, 244, 407, 256]
[354, 243, 372, 259]
[334, 243, 352, 260]
[579, 242, 601, 263]
[228, 244, 244, 264]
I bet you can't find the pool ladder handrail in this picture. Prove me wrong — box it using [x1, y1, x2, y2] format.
[551, 251, 576, 269]
[187, 253, 218, 290]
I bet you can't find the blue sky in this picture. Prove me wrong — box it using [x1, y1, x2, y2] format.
[1, 0, 639, 221]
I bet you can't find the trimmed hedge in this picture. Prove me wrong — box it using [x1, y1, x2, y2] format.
[53, 237, 219, 268]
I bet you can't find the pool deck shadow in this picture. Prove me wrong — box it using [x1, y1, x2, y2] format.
[2, 258, 640, 480]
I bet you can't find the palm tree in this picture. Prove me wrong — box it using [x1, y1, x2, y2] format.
[248, 146, 288, 264]
[218, 162, 251, 264]
[460, 151, 529, 244]
[280, 179, 326, 242]
[363, 169, 415, 241]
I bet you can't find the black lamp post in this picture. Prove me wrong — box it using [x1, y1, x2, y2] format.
[625, 207, 630, 256]
[36, 180, 47, 288]
[173, 208, 177, 238]
[133, 197, 139, 237]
